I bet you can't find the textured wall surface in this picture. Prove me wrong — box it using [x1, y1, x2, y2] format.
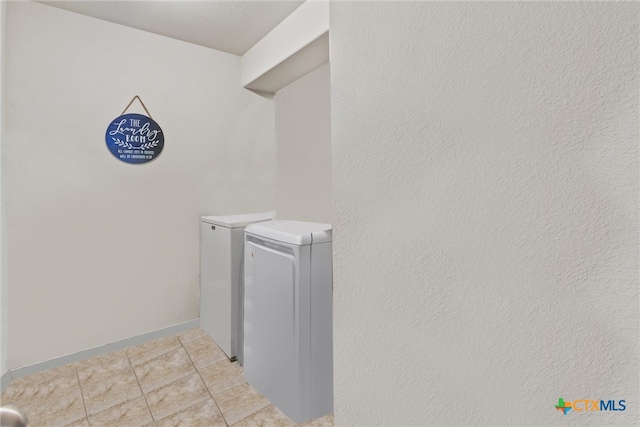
[275, 63, 332, 223]
[0, 0, 6, 378]
[330, 2, 638, 426]
[4, 2, 275, 369]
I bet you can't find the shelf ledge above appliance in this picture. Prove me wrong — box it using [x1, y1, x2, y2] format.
[240, 1, 329, 95]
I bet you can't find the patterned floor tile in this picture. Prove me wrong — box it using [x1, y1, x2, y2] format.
[134, 347, 196, 394]
[88, 396, 153, 426]
[297, 413, 334, 426]
[13, 382, 86, 427]
[65, 417, 90, 426]
[232, 404, 295, 427]
[177, 327, 207, 344]
[76, 350, 141, 415]
[127, 336, 182, 366]
[156, 398, 226, 427]
[73, 349, 130, 372]
[214, 383, 270, 425]
[145, 373, 210, 421]
[182, 335, 228, 370]
[1, 330, 334, 427]
[199, 360, 245, 395]
[2, 365, 86, 427]
[2, 364, 77, 401]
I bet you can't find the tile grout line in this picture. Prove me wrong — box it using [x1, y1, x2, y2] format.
[126, 351, 157, 426]
[177, 328, 206, 346]
[153, 398, 213, 425]
[134, 333, 210, 424]
[129, 338, 182, 368]
[74, 367, 90, 425]
[179, 335, 230, 427]
[236, 384, 272, 425]
[74, 354, 152, 423]
[137, 346, 201, 397]
[231, 401, 276, 427]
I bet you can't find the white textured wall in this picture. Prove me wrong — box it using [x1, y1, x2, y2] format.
[0, 0, 7, 379]
[4, 2, 275, 369]
[331, 2, 638, 426]
[275, 64, 332, 223]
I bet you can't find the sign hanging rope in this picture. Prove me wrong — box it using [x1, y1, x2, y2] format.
[121, 95, 153, 119]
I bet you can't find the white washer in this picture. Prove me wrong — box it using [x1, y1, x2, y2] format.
[199, 211, 273, 360]
[243, 220, 333, 423]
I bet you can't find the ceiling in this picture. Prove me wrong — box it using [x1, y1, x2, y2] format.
[38, 1, 304, 56]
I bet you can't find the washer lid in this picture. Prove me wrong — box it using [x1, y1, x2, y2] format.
[245, 220, 332, 245]
[201, 211, 274, 228]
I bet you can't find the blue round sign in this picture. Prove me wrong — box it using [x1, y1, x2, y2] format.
[106, 113, 164, 164]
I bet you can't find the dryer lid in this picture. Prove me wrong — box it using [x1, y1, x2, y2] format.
[245, 220, 332, 245]
[201, 211, 274, 228]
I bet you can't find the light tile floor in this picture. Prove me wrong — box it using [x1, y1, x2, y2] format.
[1, 327, 334, 427]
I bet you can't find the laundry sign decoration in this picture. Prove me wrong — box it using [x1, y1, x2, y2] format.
[106, 96, 164, 164]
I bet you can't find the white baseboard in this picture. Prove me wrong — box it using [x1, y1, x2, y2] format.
[2, 318, 200, 392]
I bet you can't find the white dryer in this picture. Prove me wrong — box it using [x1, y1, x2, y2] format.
[243, 220, 333, 423]
[200, 211, 273, 361]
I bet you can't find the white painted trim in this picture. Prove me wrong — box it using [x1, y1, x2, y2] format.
[241, 0, 329, 93]
[6, 319, 199, 383]
[245, 32, 329, 95]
